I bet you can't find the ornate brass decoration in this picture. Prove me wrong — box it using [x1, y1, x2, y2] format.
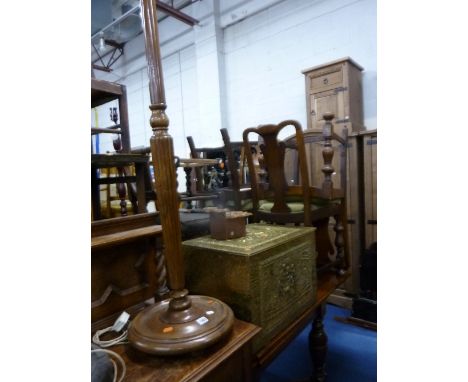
[278, 262, 296, 297]
[183, 223, 317, 352]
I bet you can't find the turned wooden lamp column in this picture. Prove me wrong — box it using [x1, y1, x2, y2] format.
[128, 0, 233, 355]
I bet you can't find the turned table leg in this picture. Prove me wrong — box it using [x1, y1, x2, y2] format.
[184, 166, 193, 209]
[91, 166, 101, 220]
[309, 304, 328, 382]
[135, 162, 148, 213]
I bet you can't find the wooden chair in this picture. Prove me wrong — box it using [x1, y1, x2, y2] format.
[99, 166, 135, 219]
[185, 136, 224, 208]
[219, 128, 253, 211]
[242, 113, 350, 273]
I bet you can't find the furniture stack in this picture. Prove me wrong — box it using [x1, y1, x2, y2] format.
[91, 78, 149, 220]
[90, 3, 372, 375]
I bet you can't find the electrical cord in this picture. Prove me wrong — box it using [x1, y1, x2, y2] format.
[91, 348, 126, 382]
[92, 326, 128, 348]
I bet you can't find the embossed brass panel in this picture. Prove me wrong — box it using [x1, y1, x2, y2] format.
[183, 223, 317, 352]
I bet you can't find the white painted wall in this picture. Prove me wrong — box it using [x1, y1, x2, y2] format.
[92, 0, 376, 154]
[223, 0, 377, 140]
[93, 44, 199, 156]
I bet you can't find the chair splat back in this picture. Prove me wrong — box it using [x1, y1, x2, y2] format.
[220, 128, 252, 211]
[242, 115, 350, 274]
[187, 136, 204, 194]
[243, 120, 312, 225]
[220, 129, 241, 192]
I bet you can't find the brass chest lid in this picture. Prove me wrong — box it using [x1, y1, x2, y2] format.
[182, 223, 315, 256]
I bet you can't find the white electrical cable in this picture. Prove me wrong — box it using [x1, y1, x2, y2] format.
[92, 326, 128, 347]
[91, 348, 126, 382]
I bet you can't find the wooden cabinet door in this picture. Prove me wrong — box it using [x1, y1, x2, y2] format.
[309, 90, 346, 132]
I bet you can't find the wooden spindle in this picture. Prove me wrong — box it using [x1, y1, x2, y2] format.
[321, 113, 335, 198]
[155, 243, 169, 301]
[113, 137, 128, 216]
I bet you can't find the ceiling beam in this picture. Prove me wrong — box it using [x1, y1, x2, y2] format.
[92, 64, 112, 73]
[104, 39, 125, 50]
[92, 1, 199, 42]
[155, 0, 199, 26]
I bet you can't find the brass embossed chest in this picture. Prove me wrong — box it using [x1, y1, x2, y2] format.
[183, 223, 317, 352]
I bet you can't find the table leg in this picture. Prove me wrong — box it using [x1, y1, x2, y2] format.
[184, 167, 193, 209]
[135, 163, 148, 213]
[91, 166, 101, 220]
[309, 304, 328, 382]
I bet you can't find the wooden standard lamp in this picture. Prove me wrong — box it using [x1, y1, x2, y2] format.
[127, 0, 234, 355]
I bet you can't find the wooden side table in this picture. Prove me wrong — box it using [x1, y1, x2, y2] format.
[178, 158, 220, 209]
[91, 213, 260, 381]
[91, 78, 131, 153]
[110, 318, 260, 382]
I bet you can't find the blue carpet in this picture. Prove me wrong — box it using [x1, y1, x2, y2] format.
[261, 304, 377, 382]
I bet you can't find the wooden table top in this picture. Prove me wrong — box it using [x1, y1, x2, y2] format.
[91, 225, 163, 250]
[91, 78, 124, 107]
[111, 318, 260, 382]
[178, 158, 219, 168]
[91, 153, 149, 167]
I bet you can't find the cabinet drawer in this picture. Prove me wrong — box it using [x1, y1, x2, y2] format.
[310, 69, 343, 91]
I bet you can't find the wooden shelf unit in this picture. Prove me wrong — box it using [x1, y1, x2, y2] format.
[91, 78, 131, 152]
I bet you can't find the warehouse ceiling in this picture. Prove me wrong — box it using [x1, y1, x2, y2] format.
[91, 0, 196, 42]
[91, 0, 197, 72]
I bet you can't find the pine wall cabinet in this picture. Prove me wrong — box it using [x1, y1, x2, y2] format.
[302, 58, 373, 303]
[302, 57, 364, 134]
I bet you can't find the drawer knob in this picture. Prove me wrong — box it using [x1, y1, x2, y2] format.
[323, 77, 328, 85]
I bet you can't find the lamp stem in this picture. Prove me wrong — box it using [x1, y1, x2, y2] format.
[128, 0, 234, 355]
[140, 0, 184, 292]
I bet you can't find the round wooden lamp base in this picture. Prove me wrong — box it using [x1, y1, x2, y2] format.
[128, 291, 234, 355]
